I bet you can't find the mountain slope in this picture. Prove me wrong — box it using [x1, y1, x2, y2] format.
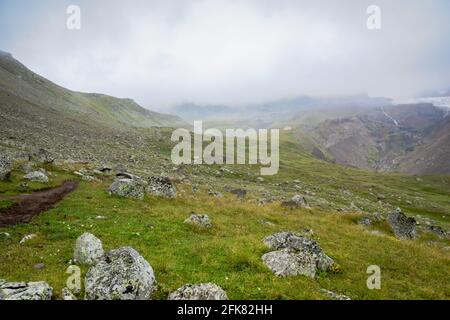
[0, 50, 184, 129]
[302, 104, 449, 174]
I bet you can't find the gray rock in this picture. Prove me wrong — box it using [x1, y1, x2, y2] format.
[320, 289, 351, 300]
[73, 232, 104, 265]
[108, 178, 145, 200]
[29, 148, 54, 164]
[0, 280, 52, 300]
[358, 216, 372, 226]
[229, 189, 247, 198]
[23, 171, 48, 183]
[0, 155, 13, 181]
[264, 232, 334, 272]
[184, 214, 213, 228]
[387, 211, 417, 240]
[19, 161, 34, 174]
[61, 287, 77, 300]
[281, 194, 309, 209]
[168, 283, 228, 300]
[33, 263, 45, 270]
[147, 176, 176, 198]
[426, 225, 448, 238]
[20, 233, 37, 244]
[85, 247, 156, 300]
[262, 248, 317, 278]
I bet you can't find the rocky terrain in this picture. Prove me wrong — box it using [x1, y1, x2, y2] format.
[294, 103, 450, 174]
[0, 52, 449, 300]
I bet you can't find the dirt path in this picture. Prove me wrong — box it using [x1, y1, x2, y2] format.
[0, 181, 78, 227]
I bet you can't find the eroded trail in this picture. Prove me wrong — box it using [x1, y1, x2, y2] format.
[0, 181, 78, 227]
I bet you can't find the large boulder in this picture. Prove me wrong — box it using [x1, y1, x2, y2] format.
[29, 148, 54, 164]
[73, 233, 104, 265]
[108, 178, 145, 200]
[0, 280, 52, 300]
[0, 155, 13, 181]
[85, 247, 156, 300]
[262, 249, 317, 278]
[262, 232, 335, 278]
[147, 176, 176, 198]
[184, 214, 213, 228]
[264, 232, 334, 271]
[281, 194, 309, 209]
[23, 171, 48, 183]
[387, 211, 417, 240]
[168, 283, 228, 300]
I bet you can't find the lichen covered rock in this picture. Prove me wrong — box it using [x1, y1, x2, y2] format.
[108, 178, 145, 200]
[387, 211, 417, 240]
[85, 247, 156, 300]
[0, 280, 52, 300]
[73, 232, 104, 265]
[168, 283, 228, 300]
[147, 176, 176, 198]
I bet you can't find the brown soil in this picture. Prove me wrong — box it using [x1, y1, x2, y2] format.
[0, 181, 78, 227]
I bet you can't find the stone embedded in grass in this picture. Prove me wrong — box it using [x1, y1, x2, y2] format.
[146, 176, 177, 198]
[262, 232, 335, 276]
[281, 194, 309, 209]
[168, 283, 228, 300]
[0, 155, 13, 181]
[387, 211, 417, 240]
[320, 289, 351, 300]
[73, 232, 104, 266]
[229, 188, 247, 198]
[0, 280, 53, 300]
[23, 171, 48, 183]
[85, 247, 156, 300]
[426, 225, 448, 239]
[357, 216, 373, 226]
[19, 233, 37, 244]
[33, 263, 45, 270]
[108, 177, 145, 200]
[184, 214, 213, 228]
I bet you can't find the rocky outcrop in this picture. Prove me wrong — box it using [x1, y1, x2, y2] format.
[73, 232, 104, 265]
[262, 232, 335, 278]
[108, 177, 145, 200]
[184, 214, 213, 228]
[23, 171, 49, 183]
[281, 194, 309, 209]
[0, 155, 13, 181]
[85, 247, 156, 300]
[147, 176, 176, 198]
[168, 283, 228, 300]
[0, 279, 52, 300]
[387, 211, 417, 240]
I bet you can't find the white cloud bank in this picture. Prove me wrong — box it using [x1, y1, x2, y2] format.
[1, 0, 449, 109]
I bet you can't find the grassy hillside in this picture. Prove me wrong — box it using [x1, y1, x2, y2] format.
[0, 133, 449, 300]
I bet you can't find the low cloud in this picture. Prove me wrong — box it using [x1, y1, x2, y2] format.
[1, 0, 449, 109]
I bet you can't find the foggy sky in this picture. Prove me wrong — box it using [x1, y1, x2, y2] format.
[1, 0, 449, 109]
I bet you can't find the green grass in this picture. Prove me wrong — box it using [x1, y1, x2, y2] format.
[0, 133, 449, 300]
[0, 177, 449, 300]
